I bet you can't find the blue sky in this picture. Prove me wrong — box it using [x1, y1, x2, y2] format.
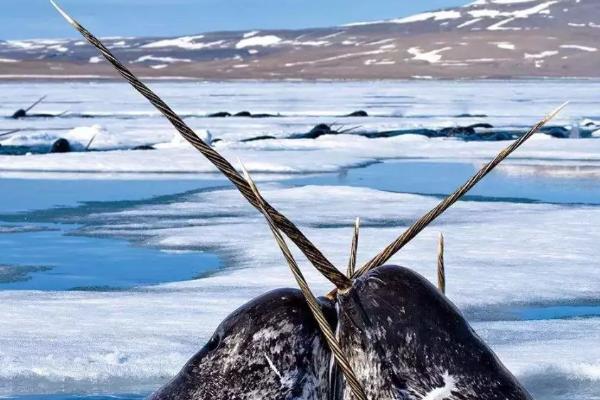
[1, 0, 468, 40]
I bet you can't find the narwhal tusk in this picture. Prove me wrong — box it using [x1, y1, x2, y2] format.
[24, 95, 47, 113]
[347, 217, 360, 278]
[0, 129, 20, 139]
[85, 133, 98, 151]
[50, 0, 351, 291]
[355, 102, 568, 277]
[241, 164, 368, 400]
[438, 233, 445, 294]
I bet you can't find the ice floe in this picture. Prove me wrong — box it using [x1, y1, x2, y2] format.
[1, 80, 600, 398]
[2, 182, 600, 395]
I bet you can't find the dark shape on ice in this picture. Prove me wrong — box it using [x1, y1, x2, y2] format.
[234, 111, 252, 117]
[208, 111, 231, 118]
[132, 145, 155, 150]
[241, 135, 277, 142]
[50, 138, 71, 153]
[345, 110, 368, 117]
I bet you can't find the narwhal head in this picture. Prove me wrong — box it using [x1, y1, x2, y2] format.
[337, 265, 533, 400]
[150, 288, 337, 400]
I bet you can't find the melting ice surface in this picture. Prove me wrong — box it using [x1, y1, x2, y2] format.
[0, 226, 220, 291]
[1, 80, 600, 400]
[294, 160, 600, 205]
[0, 178, 225, 290]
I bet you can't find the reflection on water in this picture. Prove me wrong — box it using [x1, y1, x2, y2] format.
[0, 178, 226, 213]
[293, 160, 600, 205]
[0, 225, 220, 291]
[0, 178, 228, 291]
[513, 304, 600, 321]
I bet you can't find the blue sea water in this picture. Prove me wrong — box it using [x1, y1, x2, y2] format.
[513, 304, 600, 321]
[0, 178, 228, 291]
[0, 226, 220, 291]
[294, 160, 600, 205]
[0, 178, 226, 214]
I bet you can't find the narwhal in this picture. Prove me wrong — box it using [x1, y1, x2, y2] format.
[10, 95, 47, 119]
[51, 2, 566, 398]
[149, 288, 338, 400]
[9, 95, 65, 119]
[335, 265, 534, 400]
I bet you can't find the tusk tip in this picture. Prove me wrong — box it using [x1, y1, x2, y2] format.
[547, 101, 569, 121]
[50, 0, 77, 25]
[50, 0, 76, 25]
[237, 159, 252, 183]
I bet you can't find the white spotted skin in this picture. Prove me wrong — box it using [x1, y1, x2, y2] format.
[337, 265, 534, 400]
[150, 288, 336, 400]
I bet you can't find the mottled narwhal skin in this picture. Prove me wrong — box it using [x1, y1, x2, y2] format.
[150, 288, 337, 400]
[337, 265, 533, 400]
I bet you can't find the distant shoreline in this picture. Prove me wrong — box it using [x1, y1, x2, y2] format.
[1, 75, 599, 83]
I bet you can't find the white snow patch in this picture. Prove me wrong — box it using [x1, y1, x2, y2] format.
[108, 40, 128, 49]
[470, 9, 503, 18]
[133, 55, 191, 64]
[524, 50, 559, 59]
[365, 59, 396, 66]
[235, 35, 282, 49]
[560, 45, 597, 52]
[493, 41, 516, 50]
[469, 0, 541, 4]
[0, 58, 18, 63]
[407, 47, 452, 63]
[390, 10, 462, 24]
[154, 130, 212, 149]
[473, 1, 558, 30]
[366, 39, 395, 46]
[466, 58, 497, 62]
[512, 1, 558, 18]
[487, 17, 521, 31]
[492, 0, 540, 3]
[457, 18, 482, 28]
[346, 10, 460, 26]
[285, 40, 329, 47]
[89, 56, 103, 64]
[142, 36, 224, 50]
[284, 49, 386, 67]
[47, 45, 69, 53]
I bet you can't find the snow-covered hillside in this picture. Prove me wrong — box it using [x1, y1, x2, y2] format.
[0, 0, 598, 79]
